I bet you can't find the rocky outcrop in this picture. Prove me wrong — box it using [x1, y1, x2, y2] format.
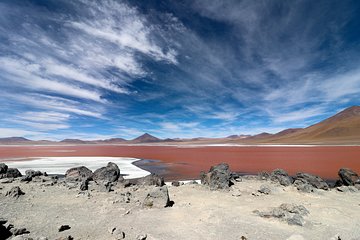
[270, 169, 293, 186]
[6, 186, 25, 198]
[254, 203, 309, 226]
[21, 170, 46, 182]
[294, 172, 329, 191]
[0, 163, 8, 174]
[0, 164, 22, 179]
[142, 186, 171, 208]
[338, 168, 359, 186]
[137, 173, 165, 187]
[65, 166, 93, 182]
[93, 162, 120, 183]
[200, 163, 232, 190]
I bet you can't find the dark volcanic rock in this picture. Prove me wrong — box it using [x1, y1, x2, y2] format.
[200, 163, 232, 190]
[93, 162, 120, 183]
[80, 178, 89, 191]
[338, 168, 359, 186]
[1, 168, 22, 179]
[142, 186, 171, 208]
[6, 186, 25, 198]
[0, 163, 8, 174]
[137, 173, 165, 187]
[58, 225, 71, 232]
[171, 181, 181, 187]
[0, 218, 12, 239]
[270, 169, 293, 186]
[295, 172, 329, 190]
[65, 166, 93, 182]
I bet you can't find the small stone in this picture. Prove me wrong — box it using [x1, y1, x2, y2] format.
[58, 225, 71, 232]
[258, 184, 271, 194]
[136, 234, 147, 240]
[55, 236, 73, 240]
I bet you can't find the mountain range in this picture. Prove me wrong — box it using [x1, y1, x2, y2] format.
[1, 106, 359, 145]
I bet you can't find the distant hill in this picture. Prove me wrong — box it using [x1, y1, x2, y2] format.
[248, 106, 360, 144]
[131, 133, 161, 143]
[0, 137, 31, 144]
[59, 139, 88, 144]
[1, 106, 359, 145]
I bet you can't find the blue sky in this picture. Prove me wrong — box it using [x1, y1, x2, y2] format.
[0, 0, 360, 140]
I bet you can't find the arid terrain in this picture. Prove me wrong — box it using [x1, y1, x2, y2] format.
[1, 163, 360, 240]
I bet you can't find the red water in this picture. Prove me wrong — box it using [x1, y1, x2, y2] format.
[0, 145, 359, 180]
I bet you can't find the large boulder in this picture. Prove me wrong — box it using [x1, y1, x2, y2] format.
[137, 173, 165, 187]
[93, 162, 120, 183]
[142, 186, 171, 208]
[200, 163, 232, 190]
[338, 168, 359, 186]
[270, 169, 293, 186]
[2, 168, 22, 179]
[65, 166, 93, 181]
[295, 173, 329, 190]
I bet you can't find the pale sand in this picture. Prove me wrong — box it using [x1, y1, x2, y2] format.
[1, 179, 359, 240]
[3, 157, 150, 179]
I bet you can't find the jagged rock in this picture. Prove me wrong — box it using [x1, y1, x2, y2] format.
[279, 203, 309, 216]
[25, 170, 43, 178]
[0, 163, 8, 174]
[65, 166, 93, 182]
[338, 168, 359, 186]
[10, 227, 30, 236]
[258, 184, 271, 194]
[1, 168, 22, 179]
[142, 186, 171, 208]
[80, 178, 89, 191]
[58, 225, 71, 232]
[93, 162, 120, 183]
[109, 227, 125, 239]
[295, 172, 329, 190]
[293, 179, 314, 193]
[171, 181, 181, 187]
[137, 173, 165, 187]
[270, 169, 293, 186]
[6, 186, 25, 198]
[200, 163, 232, 190]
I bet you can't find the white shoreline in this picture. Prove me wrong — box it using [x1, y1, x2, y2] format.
[2, 156, 150, 179]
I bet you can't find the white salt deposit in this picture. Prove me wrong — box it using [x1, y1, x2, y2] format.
[5, 156, 150, 179]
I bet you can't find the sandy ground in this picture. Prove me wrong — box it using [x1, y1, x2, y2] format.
[1, 178, 360, 240]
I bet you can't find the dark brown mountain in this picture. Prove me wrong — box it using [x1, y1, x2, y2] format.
[131, 133, 161, 143]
